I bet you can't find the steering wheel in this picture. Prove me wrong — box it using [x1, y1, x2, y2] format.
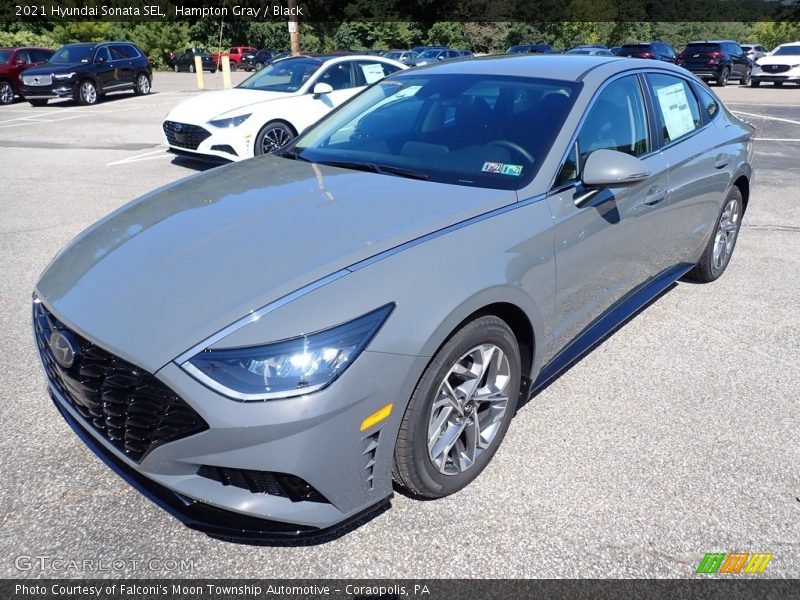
[487, 140, 535, 163]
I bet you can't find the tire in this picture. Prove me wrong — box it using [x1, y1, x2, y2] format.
[393, 316, 522, 498]
[28, 99, 47, 107]
[76, 79, 98, 105]
[255, 62, 264, 71]
[230, 62, 237, 72]
[134, 73, 151, 96]
[717, 67, 729, 87]
[173, 64, 179, 73]
[0, 80, 14, 105]
[254, 121, 296, 155]
[750, 80, 761, 88]
[740, 68, 751, 86]
[189, 64, 195, 73]
[686, 186, 743, 283]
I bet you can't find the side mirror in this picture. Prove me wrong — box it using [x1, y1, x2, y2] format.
[437, 55, 444, 60]
[15, 59, 26, 66]
[95, 56, 106, 64]
[575, 149, 651, 208]
[313, 82, 333, 96]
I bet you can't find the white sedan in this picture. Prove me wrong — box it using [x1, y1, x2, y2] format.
[162, 54, 406, 161]
[751, 41, 800, 87]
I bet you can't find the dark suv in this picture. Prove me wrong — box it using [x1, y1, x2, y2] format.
[241, 49, 273, 71]
[618, 42, 677, 62]
[0, 47, 54, 104]
[19, 41, 152, 106]
[677, 40, 751, 86]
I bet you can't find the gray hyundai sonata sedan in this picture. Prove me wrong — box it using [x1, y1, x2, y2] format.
[33, 55, 753, 541]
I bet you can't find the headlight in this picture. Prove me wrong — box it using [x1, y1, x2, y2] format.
[182, 304, 394, 400]
[208, 113, 251, 128]
[52, 72, 77, 81]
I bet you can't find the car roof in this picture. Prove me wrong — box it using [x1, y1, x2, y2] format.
[400, 54, 628, 80]
[687, 40, 737, 44]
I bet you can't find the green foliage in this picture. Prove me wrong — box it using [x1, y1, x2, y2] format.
[750, 21, 800, 50]
[107, 22, 191, 68]
[51, 22, 114, 44]
[0, 29, 56, 48]
[426, 22, 469, 49]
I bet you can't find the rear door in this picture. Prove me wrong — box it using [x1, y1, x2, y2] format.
[545, 74, 671, 357]
[109, 44, 135, 87]
[726, 42, 747, 79]
[643, 73, 729, 269]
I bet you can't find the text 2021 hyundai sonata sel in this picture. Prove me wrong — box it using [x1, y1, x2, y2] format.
[33, 55, 754, 541]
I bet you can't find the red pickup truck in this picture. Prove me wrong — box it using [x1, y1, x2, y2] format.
[212, 46, 258, 71]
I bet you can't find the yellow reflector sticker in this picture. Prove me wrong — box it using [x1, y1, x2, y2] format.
[360, 403, 393, 432]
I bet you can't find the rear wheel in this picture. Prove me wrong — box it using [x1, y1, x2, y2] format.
[255, 62, 264, 71]
[230, 62, 237, 72]
[254, 121, 296, 155]
[76, 79, 98, 105]
[134, 73, 151, 96]
[173, 64, 179, 72]
[686, 187, 743, 283]
[740, 68, 751, 86]
[393, 316, 521, 498]
[0, 80, 14, 105]
[717, 67, 730, 87]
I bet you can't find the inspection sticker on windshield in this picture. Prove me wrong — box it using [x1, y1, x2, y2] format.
[482, 162, 523, 176]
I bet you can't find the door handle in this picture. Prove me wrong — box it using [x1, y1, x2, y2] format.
[644, 186, 667, 206]
[714, 153, 729, 169]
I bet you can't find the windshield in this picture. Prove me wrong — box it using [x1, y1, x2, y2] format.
[0, 50, 12, 63]
[288, 73, 580, 190]
[384, 52, 401, 60]
[51, 45, 94, 64]
[773, 46, 800, 56]
[238, 58, 321, 92]
[418, 50, 441, 59]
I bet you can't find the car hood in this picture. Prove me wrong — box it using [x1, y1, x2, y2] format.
[36, 156, 515, 372]
[24, 63, 84, 74]
[757, 55, 800, 66]
[166, 88, 295, 121]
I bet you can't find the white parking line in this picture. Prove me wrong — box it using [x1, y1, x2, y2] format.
[106, 148, 170, 166]
[732, 110, 800, 126]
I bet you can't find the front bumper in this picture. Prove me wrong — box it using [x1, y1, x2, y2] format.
[36, 297, 422, 535]
[163, 119, 250, 161]
[751, 73, 800, 83]
[20, 82, 76, 100]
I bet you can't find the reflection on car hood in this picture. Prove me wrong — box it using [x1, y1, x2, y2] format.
[24, 63, 84, 74]
[165, 88, 296, 121]
[36, 156, 515, 372]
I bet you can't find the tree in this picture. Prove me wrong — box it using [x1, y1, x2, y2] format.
[51, 22, 114, 44]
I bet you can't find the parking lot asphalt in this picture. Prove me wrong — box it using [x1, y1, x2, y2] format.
[0, 72, 797, 579]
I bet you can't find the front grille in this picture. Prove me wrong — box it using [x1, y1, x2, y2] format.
[163, 120, 211, 150]
[33, 300, 209, 462]
[197, 465, 329, 503]
[23, 74, 52, 86]
[763, 64, 790, 73]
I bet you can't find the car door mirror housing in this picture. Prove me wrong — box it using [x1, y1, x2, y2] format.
[313, 82, 333, 96]
[15, 59, 26, 66]
[95, 56, 106, 64]
[582, 149, 651, 188]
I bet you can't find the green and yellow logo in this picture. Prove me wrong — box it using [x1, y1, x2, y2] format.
[696, 552, 773, 574]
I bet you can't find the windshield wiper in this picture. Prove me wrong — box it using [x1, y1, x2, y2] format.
[276, 148, 311, 162]
[316, 160, 428, 180]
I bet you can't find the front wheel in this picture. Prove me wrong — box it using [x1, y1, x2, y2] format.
[254, 121, 295, 155]
[717, 67, 730, 87]
[173, 64, 179, 73]
[393, 316, 522, 498]
[0, 80, 14, 105]
[76, 79, 98, 105]
[134, 73, 151, 95]
[686, 187, 743, 283]
[255, 62, 264, 71]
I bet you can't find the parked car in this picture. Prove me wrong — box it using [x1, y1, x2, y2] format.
[34, 54, 753, 540]
[618, 42, 677, 62]
[610, 46, 623, 55]
[0, 46, 54, 105]
[172, 49, 216, 73]
[241, 49, 273, 71]
[677, 40, 751, 86]
[213, 46, 258, 71]
[19, 42, 152, 106]
[751, 41, 800, 87]
[410, 45, 448, 55]
[162, 54, 406, 162]
[741, 43, 768, 62]
[567, 47, 613, 56]
[456, 50, 475, 58]
[382, 49, 419, 64]
[507, 44, 558, 54]
[407, 48, 462, 66]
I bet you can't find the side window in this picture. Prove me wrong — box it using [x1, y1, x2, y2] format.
[16, 50, 31, 64]
[115, 45, 139, 59]
[31, 50, 51, 63]
[554, 142, 579, 188]
[576, 75, 650, 165]
[731, 43, 744, 57]
[354, 61, 400, 86]
[693, 83, 719, 119]
[94, 47, 111, 63]
[647, 74, 702, 145]
[109, 46, 127, 61]
[318, 63, 354, 91]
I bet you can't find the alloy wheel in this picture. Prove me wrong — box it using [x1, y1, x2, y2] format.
[81, 81, 97, 104]
[712, 196, 740, 271]
[427, 344, 511, 475]
[0, 81, 13, 105]
[261, 126, 293, 153]
[137, 75, 150, 94]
